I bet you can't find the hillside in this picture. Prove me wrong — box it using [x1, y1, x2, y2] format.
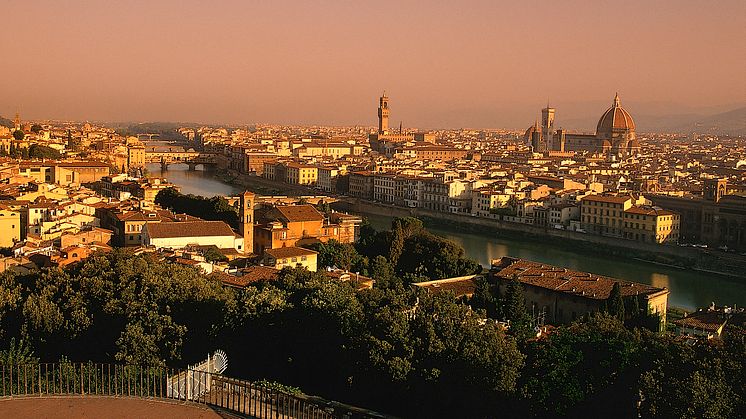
[0, 115, 13, 128]
[677, 107, 746, 136]
[561, 105, 746, 135]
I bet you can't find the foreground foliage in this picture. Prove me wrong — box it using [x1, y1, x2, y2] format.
[0, 249, 743, 417]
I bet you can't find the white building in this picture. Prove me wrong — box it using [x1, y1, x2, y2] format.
[143, 221, 244, 252]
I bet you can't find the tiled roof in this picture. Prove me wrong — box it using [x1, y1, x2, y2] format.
[625, 206, 677, 216]
[265, 246, 317, 259]
[275, 205, 324, 222]
[226, 266, 280, 287]
[492, 257, 666, 300]
[413, 275, 478, 298]
[581, 194, 632, 204]
[146, 221, 235, 239]
[673, 310, 728, 333]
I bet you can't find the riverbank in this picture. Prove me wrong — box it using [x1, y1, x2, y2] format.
[214, 169, 314, 196]
[152, 164, 746, 309]
[206, 168, 746, 279]
[332, 198, 746, 280]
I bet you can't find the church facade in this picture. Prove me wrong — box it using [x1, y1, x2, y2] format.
[525, 94, 640, 156]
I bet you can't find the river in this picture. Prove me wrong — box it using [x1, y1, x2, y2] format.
[150, 163, 746, 310]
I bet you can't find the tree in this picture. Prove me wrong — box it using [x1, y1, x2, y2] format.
[369, 255, 398, 289]
[155, 188, 239, 229]
[0, 338, 38, 364]
[520, 313, 644, 417]
[315, 200, 331, 215]
[395, 231, 480, 281]
[607, 282, 625, 321]
[203, 247, 228, 263]
[28, 144, 62, 160]
[639, 338, 737, 419]
[12, 130, 24, 141]
[503, 278, 533, 339]
[30, 124, 43, 133]
[388, 217, 424, 266]
[470, 276, 499, 318]
[304, 240, 366, 272]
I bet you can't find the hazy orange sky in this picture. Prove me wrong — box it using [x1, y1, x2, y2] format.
[1, 1, 744, 129]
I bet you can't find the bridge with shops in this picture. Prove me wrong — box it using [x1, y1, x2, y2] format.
[144, 149, 220, 169]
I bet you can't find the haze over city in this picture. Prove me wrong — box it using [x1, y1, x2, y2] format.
[2, 0, 744, 129]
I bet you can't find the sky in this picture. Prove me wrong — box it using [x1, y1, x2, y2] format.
[1, 1, 744, 129]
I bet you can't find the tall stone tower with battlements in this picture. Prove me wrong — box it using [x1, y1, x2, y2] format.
[378, 92, 389, 134]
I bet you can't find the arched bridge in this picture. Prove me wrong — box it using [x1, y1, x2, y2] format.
[144, 150, 220, 169]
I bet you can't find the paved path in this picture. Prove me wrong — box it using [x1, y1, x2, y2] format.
[0, 396, 241, 419]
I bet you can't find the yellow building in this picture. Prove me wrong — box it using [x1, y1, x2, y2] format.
[580, 194, 641, 236]
[263, 246, 318, 272]
[0, 207, 21, 247]
[127, 144, 146, 169]
[285, 163, 318, 185]
[623, 206, 680, 244]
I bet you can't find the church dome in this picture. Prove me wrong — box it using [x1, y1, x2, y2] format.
[596, 93, 636, 136]
[523, 125, 536, 142]
[523, 120, 541, 143]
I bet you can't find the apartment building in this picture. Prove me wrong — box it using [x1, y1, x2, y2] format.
[580, 194, 640, 236]
[471, 190, 512, 218]
[0, 206, 21, 247]
[348, 171, 374, 200]
[317, 166, 343, 193]
[284, 163, 318, 185]
[622, 206, 680, 244]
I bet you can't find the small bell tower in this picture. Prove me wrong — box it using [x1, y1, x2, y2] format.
[239, 191, 255, 254]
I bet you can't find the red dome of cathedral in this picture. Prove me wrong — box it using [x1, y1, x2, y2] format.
[596, 93, 636, 136]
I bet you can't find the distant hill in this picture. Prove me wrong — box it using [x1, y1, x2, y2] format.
[109, 121, 201, 141]
[561, 105, 746, 135]
[675, 107, 746, 136]
[0, 115, 12, 128]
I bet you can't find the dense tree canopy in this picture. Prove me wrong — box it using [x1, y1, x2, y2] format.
[0, 224, 743, 418]
[155, 187, 239, 229]
[354, 217, 481, 282]
[28, 144, 62, 160]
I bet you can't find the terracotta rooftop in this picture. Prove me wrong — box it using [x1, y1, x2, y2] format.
[146, 221, 236, 239]
[274, 205, 324, 223]
[218, 266, 280, 288]
[491, 257, 667, 300]
[673, 310, 728, 333]
[412, 275, 478, 298]
[625, 206, 677, 216]
[581, 194, 633, 204]
[265, 246, 317, 259]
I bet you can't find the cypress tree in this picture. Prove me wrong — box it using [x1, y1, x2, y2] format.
[504, 277, 528, 322]
[607, 282, 625, 321]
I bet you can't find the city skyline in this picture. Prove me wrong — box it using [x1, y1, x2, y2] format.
[2, 1, 744, 129]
